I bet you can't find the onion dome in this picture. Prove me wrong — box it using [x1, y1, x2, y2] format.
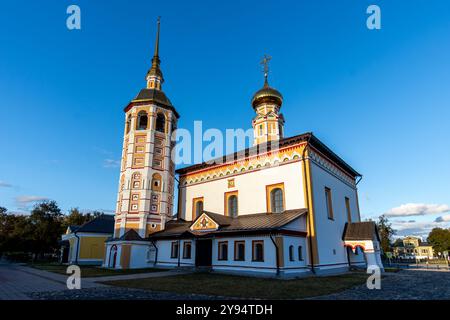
[251, 79, 283, 109]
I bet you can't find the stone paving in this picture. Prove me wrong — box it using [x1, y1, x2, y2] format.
[314, 269, 450, 300]
[2, 261, 450, 300]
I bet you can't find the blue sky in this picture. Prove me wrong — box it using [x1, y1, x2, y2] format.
[0, 0, 449, 238]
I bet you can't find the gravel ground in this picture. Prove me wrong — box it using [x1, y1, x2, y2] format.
[28, 287, 225, 300]
[314, 269, 450, 300]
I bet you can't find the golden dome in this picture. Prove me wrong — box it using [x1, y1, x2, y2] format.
[251, 81, 283, 109]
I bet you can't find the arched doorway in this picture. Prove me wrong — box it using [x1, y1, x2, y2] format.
[109, 245, 118, 268]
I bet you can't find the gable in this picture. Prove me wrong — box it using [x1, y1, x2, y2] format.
[191, 213, 219, 231]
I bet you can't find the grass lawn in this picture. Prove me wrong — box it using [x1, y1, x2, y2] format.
[29, 263, 168, 278]
[102, 272, 367, 299]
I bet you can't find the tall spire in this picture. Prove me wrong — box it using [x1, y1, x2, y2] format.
[146, 17, 164, 90]
[260, 54, 271, 88]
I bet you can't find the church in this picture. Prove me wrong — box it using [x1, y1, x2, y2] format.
[102, 19, 384, 276]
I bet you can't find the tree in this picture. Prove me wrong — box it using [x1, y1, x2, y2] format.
[428, 228, 450, 255]
[376, 215, 396, 254]
[28, 201, 64, 257]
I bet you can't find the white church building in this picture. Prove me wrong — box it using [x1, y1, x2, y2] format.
[103, 19, 384, 276]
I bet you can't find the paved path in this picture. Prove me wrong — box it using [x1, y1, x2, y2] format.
[0, 262, 192, 300]
[314, 269, 450, 300]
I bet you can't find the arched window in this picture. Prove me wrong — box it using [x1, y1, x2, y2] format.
[126, 115, 131, 134]
[270, 188, 284, 213]
[228, 195, 238, 217]
[151, 173, 162, 192]
[155, 113, 166, 133]
[195, 201, 203, 218]
[252, 241, 264, 262]
[136, 111, 148, 130]
[298, 246, 303, 261]
[289, 245, 294, 261]
[183, 242, 192, 259]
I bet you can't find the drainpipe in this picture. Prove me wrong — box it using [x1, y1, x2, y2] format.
[150, 239, 158, 267]
[302, 134, 315, 274]
[74, 232, 80, 265]
[177, 239, 181, 267]
[269, 233, 280, 276]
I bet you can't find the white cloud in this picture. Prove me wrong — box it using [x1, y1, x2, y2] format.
[435, 215, 450, 223]
[15, 195, 49, 205]
[0, 181, 13, 188]
[384, 203, 450, 217]
[103, 159, 120, 168]
[391, 218, 450, 239]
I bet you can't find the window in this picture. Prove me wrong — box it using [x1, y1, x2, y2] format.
[345, 197, 352, 223]
[218, 241, 228, 261]
[195, 200, 203, 219]
[298, 246, 303, 261]
[234, 241, 245, 261]
[259, 125, 263, 136]
[171, 241, 179, 259]
[136, 111, 148, 130]
[252, 241, 264, 262]
[227, 195, 238, 217]
[289, 245, 294, 261]
[270, 188, 284, 213]
[183, 242, 192, 259]
[325, 187, 334, 220]
[151, 173, 162, 192]
[125, 115, 131, 134]
[278, 123, 283, 137]
[156, 113, 166, 133]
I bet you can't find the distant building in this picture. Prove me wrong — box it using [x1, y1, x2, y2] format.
[393, 236, 434, 259]
[60, 215, 114, 265]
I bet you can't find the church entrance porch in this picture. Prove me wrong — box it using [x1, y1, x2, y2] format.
[195, 239, 212, 267]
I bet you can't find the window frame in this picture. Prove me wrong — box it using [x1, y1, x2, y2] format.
[170, 241, 179, 259]
[345, 196, 352, 223]
[183, 241, 192, 259]
[289, 245, 295, 261]
[265, 183, 285, 213]
[298, 246, 303, 261]
[192, 197, 204, 220]
[325, 187, 334, 220]
[136, 111, 149, 131]
[234, 241, 245, 261]
[218, 241, 228, 261]
[252, 240, 264, 262]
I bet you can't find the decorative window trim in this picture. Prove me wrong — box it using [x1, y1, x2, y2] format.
[252, 240, 264, 262]
[218, 241, 228, 261]
[224, 191, 238, 217]
[192, 197, 204, 220]
[170, 241, 179, 259]
[265, 182, 285, 213]
[234, 241, 245, 261]
[325, 187, 334, 220]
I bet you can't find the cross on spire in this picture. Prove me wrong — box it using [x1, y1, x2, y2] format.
[260, 54, 272, 86]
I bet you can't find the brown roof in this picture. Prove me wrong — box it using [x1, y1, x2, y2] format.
[150, 209, 307, 239]
[343, 221, 380, 242]
[124, 88, 180, 119]
[175, 133, 360, 178]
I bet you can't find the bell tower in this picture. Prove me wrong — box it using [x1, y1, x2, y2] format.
[114, 18, 179, 239]
[251, 55, 284, 146]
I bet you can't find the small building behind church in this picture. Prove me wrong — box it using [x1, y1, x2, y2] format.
[61, 214, 114, 265]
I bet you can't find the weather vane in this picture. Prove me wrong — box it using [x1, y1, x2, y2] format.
[260, 54, 272, 83]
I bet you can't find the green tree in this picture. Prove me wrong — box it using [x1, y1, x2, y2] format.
[428, 228, 450, 255]
[62, 207, 88, 230]
[28, 200, 64, 257]
[376, 215, 396, 254]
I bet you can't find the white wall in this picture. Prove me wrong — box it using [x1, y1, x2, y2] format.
[282, 236, 309, 274]
[180, 161, 305, 220]
[211, 236, 278, 274]
[156, 239, 196, 267]
[310, 161, 365, 269]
